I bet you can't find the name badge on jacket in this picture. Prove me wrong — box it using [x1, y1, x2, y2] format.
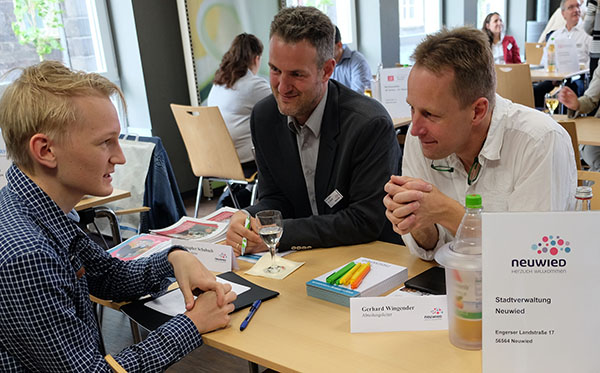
[325, 189, 343, 208]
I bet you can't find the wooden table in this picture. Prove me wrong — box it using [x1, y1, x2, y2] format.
[75, 189, 131, 211]
[393, 117, 411, 128]
[554, 115, 600, 146]
[201, 242, 482, 372]
[530, 68, 588, 82]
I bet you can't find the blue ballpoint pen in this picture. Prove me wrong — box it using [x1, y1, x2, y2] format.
[240, 299, 262, 331]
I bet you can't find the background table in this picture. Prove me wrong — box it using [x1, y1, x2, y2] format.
[530, 68, 588, 82]
[554, 114, 600, 146]
[75, 189, 131, 211]
[200, 241, 481, 372]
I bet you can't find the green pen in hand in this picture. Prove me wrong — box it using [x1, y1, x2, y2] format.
[240, 214, 251, 256]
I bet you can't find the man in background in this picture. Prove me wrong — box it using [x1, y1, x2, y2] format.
[383, 27, 576, 261]
[331, 26, 373, 93]
[536, 0, 591, 107]
[226, 6, 400, 253]
[0, 61, 236, 371]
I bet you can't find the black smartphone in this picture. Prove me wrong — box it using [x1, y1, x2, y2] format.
[404, 266, 446, 295]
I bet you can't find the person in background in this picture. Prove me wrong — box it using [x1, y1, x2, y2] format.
[331, 26, 373, 93]
[584, 0, 600, 76]
[558, 65, 600, 170]
[0, 61, 236, 371]
[383, 27, 576, 261]
[482, 12, 522, 64]
[538, 0, 586, 44]
[207, 33, 271, 208]
[535, 0, 591, 108]
[226, 6, 400, 254]
[543, 0, 591, 69]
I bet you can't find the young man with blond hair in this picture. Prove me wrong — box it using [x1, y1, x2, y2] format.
[0, 61, 236, 371]
[383, 27, 576, 261]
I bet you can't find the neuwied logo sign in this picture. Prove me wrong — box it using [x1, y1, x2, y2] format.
[424, 307, 444, 320]
[511, 235, 571, 274]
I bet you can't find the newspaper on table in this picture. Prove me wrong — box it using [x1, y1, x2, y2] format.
[150, 207, 238, 243]
[107, 234, 172, 261]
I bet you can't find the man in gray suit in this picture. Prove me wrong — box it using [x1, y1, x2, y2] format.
[225, 6, 400, 253]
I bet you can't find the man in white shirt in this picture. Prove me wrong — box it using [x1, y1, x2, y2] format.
[383, 27, 576, 261]
[538, 0, 586, 43]
[536, 0, 591, 107]
[544, 0, 591, 69]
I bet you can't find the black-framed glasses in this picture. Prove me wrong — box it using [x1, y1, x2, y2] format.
[431, 157, 482, 185]
[430, 161, 454, 173]
[467, 157, 482, 186]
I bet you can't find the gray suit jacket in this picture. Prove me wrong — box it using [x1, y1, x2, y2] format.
[246, 80, 401, 251]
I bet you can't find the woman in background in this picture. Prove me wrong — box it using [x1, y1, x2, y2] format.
[482, 12, 522, 64]
[207, 33, 271, 208]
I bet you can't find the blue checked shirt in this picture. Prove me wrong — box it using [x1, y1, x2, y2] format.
[331, 45, 373, 93]
[0, 165, 203, 372]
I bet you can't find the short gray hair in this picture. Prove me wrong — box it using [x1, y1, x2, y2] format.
[269, 6, 334, 68]
[411, 26, 496, 109]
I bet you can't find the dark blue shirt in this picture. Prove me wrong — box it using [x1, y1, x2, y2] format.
[0, 165, 202, 372]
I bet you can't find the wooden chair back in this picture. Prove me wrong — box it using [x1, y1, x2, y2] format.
[525, 42, 545, 65]
[577, 170, 600, 209]
[494, 64, 535, 108]
[170, 104, 245, 181]
[557, 120, 583, 170]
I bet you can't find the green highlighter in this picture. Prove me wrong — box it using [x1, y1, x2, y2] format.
[326, 262, 355, 285]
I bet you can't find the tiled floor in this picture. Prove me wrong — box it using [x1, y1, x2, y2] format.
[101, 189, 259, 372]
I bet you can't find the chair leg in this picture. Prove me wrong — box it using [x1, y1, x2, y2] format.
[93, 303, 107, 356]
[94, 206, 123, 245]
[229, 181, 241, 209]
[194, 176, 203, 218]
[250, 180, 258, 206]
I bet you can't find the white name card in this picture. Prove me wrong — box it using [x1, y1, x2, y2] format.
[350, 295, 447, 333]
[482, 212, 600, 372]
[555, 39, 579, 73]
[378, 67, 411, 118]
[171, 239, 238, 272]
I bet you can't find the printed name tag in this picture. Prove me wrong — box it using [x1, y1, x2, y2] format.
[324, 189, 343, 208]
[350, 295, 448, 333]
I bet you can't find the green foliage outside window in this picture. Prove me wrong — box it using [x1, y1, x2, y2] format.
[12, 0, 64, 60]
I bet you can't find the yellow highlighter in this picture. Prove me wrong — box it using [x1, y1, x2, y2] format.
[339, 263, 363, 285]
[349, 262, 368, 285]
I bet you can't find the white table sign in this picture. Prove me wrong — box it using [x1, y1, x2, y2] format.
[378, 66, 411, 118]
[555, 39, 579, 73]
[482, 212, 600, 372]
[171, 239, 238, 272]
[350, 295, 447, 333]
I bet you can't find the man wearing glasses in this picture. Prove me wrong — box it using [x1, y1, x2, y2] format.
[383, 27, 577, 261]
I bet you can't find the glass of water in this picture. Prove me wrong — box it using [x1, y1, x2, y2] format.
[256, 210, 284, 273]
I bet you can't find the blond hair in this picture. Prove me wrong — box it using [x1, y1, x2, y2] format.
[0, 60, 124, 172]
[411, 27, 496, 109]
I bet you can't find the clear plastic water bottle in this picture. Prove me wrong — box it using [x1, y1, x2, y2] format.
[575, 186, 592, 211]
[435, 194, 483, 350]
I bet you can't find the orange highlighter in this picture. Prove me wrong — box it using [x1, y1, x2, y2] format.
[351, 262, 371, 289]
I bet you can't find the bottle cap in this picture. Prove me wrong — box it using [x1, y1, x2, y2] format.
[575, 186, 593, 199]
[465, 194, 482, 208]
